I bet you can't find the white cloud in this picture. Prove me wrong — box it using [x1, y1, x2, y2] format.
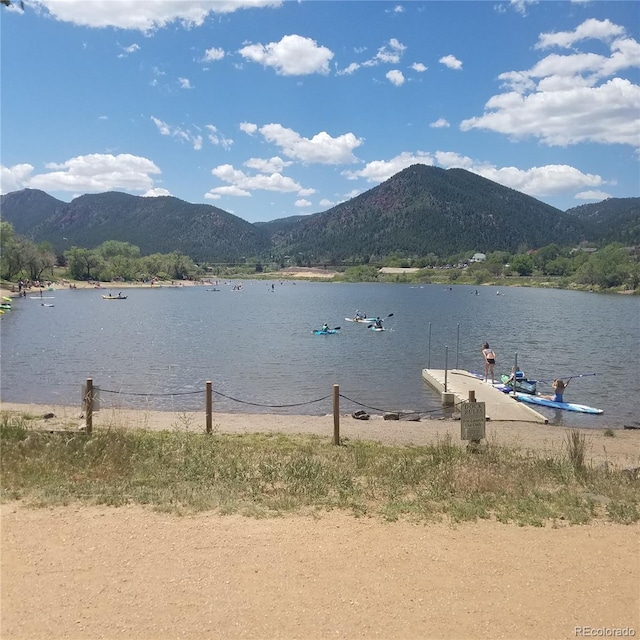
[575, 190, 612, 201]
[239, 34, 333, 76]
[34, 0, 284, 32]
[0, 163, 34, 194]
[244, 156, 292, 173]
[411, 62, 427, 73]
[430, 118, 450, 128]
[295, 199, 312, 208]
[205, 185, 251, 199]
[363, 38, 406, 67]
[509, 0, 538, 16]
[143, 187, 171, 197]
[209, 163, 313, 196]
[118, 43, 140, 58]
[206, 125, 233, 150]
[386, 70, 405, 86]
[240, 122, 258, 135]
[461, 19, 640, 148]
[336, 62, 360, 76]
[439, 55, 463, 70]
[431, 151, 606, 198]
[178, 77, 193, 89]
[343, 152, 434, 182]
[535, 18, 626, 50]
[203, 47, 225, 62]
[319, 198, 335, 208]
[152, 117, 227, 150]
[258, 123, 363, 164]
[20, 153, 162, 194]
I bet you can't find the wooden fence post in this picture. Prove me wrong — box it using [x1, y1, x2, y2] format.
[333, 384, 340, 445]
[206, 380, 212, 434]
[85, 378, 93, 435]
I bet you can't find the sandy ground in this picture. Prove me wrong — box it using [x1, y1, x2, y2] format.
[1, 403, 639, 639]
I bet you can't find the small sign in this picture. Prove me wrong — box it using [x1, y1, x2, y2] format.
[461, 402, 486, 441]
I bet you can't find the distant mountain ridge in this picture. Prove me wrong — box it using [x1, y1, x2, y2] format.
[0, 190, 270, 262]
[1, 166, 637, 263]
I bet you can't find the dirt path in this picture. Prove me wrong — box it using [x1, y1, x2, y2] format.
[1, 504, 638, 640]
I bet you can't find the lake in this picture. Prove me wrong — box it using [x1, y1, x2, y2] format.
[1, 281, 638, 429]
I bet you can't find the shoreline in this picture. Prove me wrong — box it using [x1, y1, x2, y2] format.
[2, 401, 639, 469]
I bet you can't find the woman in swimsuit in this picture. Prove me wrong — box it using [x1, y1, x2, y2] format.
[481, 342, 496, 383]
[551, 378, 570, 402]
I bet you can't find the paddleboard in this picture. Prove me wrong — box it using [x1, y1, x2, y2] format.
[513, 392, 603, 415]
[30, 296, 55, 299]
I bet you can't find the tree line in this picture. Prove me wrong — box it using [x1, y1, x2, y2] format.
[1, 221, 637, 292]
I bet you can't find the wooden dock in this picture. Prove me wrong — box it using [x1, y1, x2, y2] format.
[422, 369, 548, 423]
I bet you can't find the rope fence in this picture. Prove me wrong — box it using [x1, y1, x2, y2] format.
[82, 378, 457, 442]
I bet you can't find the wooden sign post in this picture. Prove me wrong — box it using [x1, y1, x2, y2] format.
[461, 390, 485, 443]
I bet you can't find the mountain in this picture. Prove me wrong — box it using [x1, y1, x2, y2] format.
[1, 168, 636, 264]
[260, 165, 587, 262]
[565, 198, 640, 245]
[0, 189, 270, 262]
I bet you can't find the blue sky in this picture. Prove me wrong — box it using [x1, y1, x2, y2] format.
[1, 1, 638, 223]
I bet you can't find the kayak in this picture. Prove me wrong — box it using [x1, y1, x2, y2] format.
[369, 326, 385, 332]
[513, 392, 603, 415]
[345, 317, 377, 323]
[313, 329, 339, 335]
[500, 374, 537, 394]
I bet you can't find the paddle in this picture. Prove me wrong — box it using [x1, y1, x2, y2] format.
[537, 373, 597, 384]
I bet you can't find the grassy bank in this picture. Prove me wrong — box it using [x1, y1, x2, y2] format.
[2, 413, 638, 525]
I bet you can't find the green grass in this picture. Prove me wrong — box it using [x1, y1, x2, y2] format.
[1, 412, 638, 525]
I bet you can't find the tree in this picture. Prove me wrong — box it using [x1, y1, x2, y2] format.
[65, 247, 102, 280]
[509, 254, 534, 276]
[574, 244, 632, 288]
[97, 240, 141, 260]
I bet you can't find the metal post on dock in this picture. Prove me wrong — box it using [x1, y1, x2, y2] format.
[427, 322, 432, 369]
[456, 324, 460, 370]
[444, 345, 448, 392]
[85, 378, 93, 435]
[333, 384, 340, 445]
[206, 380, 212, 433]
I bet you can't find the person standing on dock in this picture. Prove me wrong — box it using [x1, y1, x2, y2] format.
[481, 342, 496, 384]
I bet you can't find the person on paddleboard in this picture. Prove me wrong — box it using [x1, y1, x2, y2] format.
[551, 378, 570, 402]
